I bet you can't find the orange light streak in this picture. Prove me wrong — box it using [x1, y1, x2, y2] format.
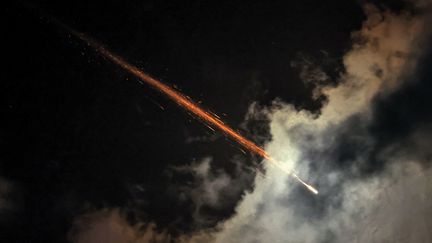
[69, 29, 318, 194]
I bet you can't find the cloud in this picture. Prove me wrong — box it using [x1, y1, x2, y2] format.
[180, 3, 432, 243]
[67, 156, 256, 243]
[69, 208, 171, 243]
[169, 156, 256, 228]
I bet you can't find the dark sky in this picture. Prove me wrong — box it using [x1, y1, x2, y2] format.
[2, 1, 430, 243]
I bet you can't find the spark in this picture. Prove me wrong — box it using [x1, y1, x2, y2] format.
[56, 21, 319, 194]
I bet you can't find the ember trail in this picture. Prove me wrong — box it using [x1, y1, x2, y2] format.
[60, 22, 318, 194]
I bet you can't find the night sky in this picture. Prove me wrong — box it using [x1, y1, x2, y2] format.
[2, 1, 432, 243]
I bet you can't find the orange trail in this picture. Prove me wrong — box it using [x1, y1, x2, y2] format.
[65, 27, 318, 194]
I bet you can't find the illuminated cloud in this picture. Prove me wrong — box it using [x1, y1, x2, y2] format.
[182, 3, 432, 243]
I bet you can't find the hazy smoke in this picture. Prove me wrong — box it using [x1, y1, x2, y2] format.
[0, 177, 13, 211]
[69, 209, 171, 243]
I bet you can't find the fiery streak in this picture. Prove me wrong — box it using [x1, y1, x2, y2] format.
[61, 25, 318, 194]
